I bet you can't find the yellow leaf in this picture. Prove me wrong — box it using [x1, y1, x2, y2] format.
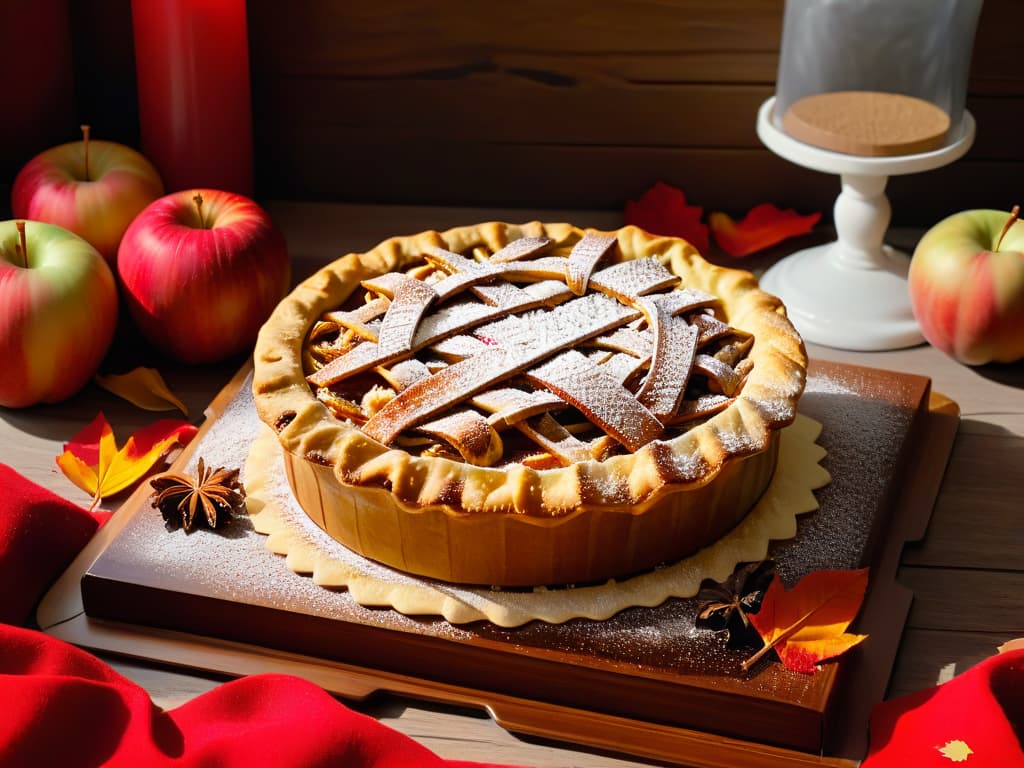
[774, 630, 867, 674]
[95, 367, 189, 416]
[937, 740, 973, 762]
[101, 421, 199, 497]
[55, 450, 99, 497]
[998, 637, 1024, 654]
[56, 413, 198, 510]
[54, 412, 116, 509]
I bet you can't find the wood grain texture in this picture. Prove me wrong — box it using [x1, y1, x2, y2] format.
[54, 0, 1024, 223]
[13, 201, 1023, 767]
[241, 0, 1024, 220]
[246, 0, 786, 82]
[889, 628, 1020, 698]
[901, 567, 1024, 634]
[900, 432, 1024, 570]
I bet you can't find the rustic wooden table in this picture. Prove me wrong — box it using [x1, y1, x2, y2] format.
[6, 202, 1022, 767]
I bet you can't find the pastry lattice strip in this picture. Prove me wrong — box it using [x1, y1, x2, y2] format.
[516, 413, 601, 465]
[566, 232, 617, 295]
[694, 354, 745, 396]
[415, 408, 502, 466]
[369, 274, 438, 356]
[666, 394, 735, 425]
[525, 349, 663, 452]
[634, 297, 699, 421]
[489, 236, 554, 263]
[308, 276, 573, 387]
[470, 387, 568, 426]
[362, 292, 641, 445]
[310, 236, 756, 461]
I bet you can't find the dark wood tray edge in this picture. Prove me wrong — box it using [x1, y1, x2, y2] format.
[824, 385, 960, 760]
[38, 361, 960, 768]
[49, 613, 859, 768]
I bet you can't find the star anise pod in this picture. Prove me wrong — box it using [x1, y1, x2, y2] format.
[696, 559, 775, 647]
[150, 458, 246, 532]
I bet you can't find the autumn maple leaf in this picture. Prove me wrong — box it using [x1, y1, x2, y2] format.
[709, 203, 821, 258]
[744, 568, 869, 674]
[624, 181, 710, 254]
[56, 412, 198, 511]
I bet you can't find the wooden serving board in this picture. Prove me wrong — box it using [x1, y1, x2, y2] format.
[38, 360, 959, 768]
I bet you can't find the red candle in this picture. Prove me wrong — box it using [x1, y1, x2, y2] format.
[131, 0, 253, 196]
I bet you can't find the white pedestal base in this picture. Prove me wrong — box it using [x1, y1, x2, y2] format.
[760, 243, 922, 351]
[755, 97, 975, 351]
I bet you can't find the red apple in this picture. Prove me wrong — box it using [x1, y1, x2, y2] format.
[117, 189, 290, 364]
[11, 125, 164, 265]
[909, 207, 1024, 365]
[0, 220, 119, 407]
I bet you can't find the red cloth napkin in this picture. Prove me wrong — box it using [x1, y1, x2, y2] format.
[0, 463, 524, 767]
[0, 463, 109, 626]
[0, 623, 520, 767]
[863, 648, 1024, 767]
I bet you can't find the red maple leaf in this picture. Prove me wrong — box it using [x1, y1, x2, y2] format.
[56, 413, 198, 511]
[745, 568, 869, 674]
[710, 203, 821, 258]
[624, 181, 710, 254]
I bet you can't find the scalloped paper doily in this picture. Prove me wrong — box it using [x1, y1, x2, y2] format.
[244, 414, 828, 628]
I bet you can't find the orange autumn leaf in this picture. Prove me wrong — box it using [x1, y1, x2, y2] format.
[56, 412, 198, 511]
[624, 181, 710, 254]
[95, 367, 189, 416]
[745, 568, 869, 674]
[709, 203, 821, 258]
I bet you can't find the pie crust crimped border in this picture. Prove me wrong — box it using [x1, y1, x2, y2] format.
[251, 222, 808, 519]
[244, 414, 829, 627]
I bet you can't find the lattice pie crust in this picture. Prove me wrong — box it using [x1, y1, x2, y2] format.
[252, 223, 807, 586]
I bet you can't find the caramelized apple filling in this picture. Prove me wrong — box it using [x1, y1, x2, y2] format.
[303, 234, 754, 468]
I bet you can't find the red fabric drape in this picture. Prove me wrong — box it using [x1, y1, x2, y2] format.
[0, 464, 520, 767]
[0, 623, 519, 767]
[863, 649, 1024, 767]
[4, 461, 1021, 766]
[0, 463, 107, 625]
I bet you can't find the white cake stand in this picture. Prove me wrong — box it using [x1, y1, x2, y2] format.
[755, 97, 975, 350]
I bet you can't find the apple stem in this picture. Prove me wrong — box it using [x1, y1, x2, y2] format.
[995, 205, 1020, 252]
[14, 221, 27, 269]
[193, 192, 208, 228]
[81, 124, 91, 181]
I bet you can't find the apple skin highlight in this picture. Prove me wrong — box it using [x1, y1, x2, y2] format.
[11, 138, 164, 265]
[0, 221, 118, 407]
[909, 209, 1024, 366]
[117, 189, 290, 365]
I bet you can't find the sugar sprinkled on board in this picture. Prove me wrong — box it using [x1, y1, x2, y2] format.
[98, 362, 919, 681]
[770, 369, 916, 582]
[104, 374, 472, 639]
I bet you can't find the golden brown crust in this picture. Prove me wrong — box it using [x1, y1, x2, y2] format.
[253, 222, 807, 523]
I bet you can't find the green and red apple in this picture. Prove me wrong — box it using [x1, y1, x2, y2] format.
[117, 189, 290, 364]
[11, 126, 164, 265]
[909, 207, 1024, 365]
[0, 220, 119, 407]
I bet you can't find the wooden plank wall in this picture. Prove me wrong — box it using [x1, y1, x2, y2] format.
[18, 0, 1024, 226]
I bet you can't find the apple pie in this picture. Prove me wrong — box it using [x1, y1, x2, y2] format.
[252, 223, 807, 587]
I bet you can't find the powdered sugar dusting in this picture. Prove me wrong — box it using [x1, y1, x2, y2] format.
[770, 368, 917, 581]
[92, 362, 922, 685]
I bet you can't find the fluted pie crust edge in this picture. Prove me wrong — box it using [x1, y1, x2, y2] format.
[252, 223, 807, 586]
